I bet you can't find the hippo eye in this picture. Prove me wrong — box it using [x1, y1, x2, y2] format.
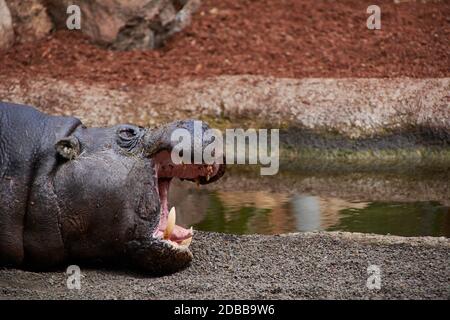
[117, 125, 142, 151]
[118, 127, 138, 140]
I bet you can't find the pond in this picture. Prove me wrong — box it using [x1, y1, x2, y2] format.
[168, 168, 450, 238]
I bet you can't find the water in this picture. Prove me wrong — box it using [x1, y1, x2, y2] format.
[168, 171, 450, 238]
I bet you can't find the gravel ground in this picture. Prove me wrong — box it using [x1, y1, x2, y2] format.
[0, 231, 448, 300]
[1, 76, 449, 138]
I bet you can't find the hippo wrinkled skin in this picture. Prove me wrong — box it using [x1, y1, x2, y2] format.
[0, 102, 225, 274]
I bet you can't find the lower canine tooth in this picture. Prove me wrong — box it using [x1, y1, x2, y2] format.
[164, 207, 176, 240]
[180, 236, 192, 247]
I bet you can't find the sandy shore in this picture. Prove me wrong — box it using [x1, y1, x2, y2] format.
[1, 231, 448, 300]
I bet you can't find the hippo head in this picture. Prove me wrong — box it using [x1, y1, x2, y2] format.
[52, 120, 225, 274]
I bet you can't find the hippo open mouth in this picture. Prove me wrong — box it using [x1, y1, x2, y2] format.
[152, 150, 224, 248]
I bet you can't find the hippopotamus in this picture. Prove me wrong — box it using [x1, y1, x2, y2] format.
[0, 102, 225, 274]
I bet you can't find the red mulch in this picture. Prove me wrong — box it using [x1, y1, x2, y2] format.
[0, 0, 448, 88]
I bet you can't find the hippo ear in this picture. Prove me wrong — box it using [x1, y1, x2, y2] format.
[55, 136, 81, 160]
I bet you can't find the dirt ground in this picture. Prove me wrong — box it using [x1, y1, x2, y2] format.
[0, 0, 449, 88]
[0, 232, 448, 299]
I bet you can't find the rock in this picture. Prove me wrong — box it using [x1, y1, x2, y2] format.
[46, 0, 201, 50]
[0, 0, 14, 50]
[5, 0, 53, 44]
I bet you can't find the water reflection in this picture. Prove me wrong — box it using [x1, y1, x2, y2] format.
[290, 195, 369, 232]
[291, 195, 321, 232]
[168, 180, 450, 237]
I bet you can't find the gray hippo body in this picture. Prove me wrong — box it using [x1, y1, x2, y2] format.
[0, 102, 224, 274]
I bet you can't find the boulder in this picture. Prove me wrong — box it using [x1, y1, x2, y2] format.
[0, 0, 14, 50]
[46, 0, 201, 50]
[5, 0, 53, 44]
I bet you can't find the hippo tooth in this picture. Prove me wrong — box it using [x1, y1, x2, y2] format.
[164, 207, 176, 240]
[206, 174, 210, 181]
[180, 236, 192, 247]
